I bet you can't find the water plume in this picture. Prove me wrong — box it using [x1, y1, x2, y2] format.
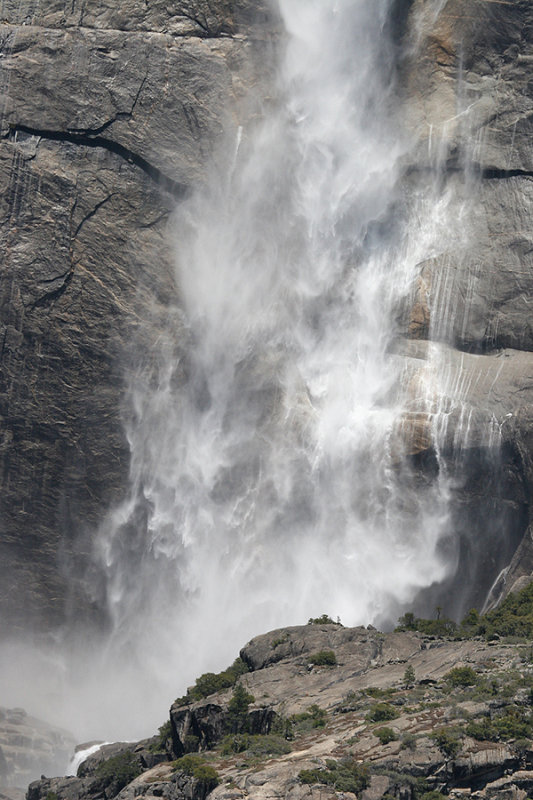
[76, 0, 460, 738]
[2, 0, 508, 748]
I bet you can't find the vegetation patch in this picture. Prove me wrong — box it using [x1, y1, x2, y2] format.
[292, 704, 328, 730]
[299, 757, 369, 794]
[396, 583, 533, 642]
[307, 614, 341, 625]
[149, 720, 171, 752]
[364, 687, 396, 699]
[375, 726, 399, 745]
[220, 733, 291, 757]
[93, 751, 143, 798]
[400, 732, 417, 751]
[443, 666, 479, 687]
[366, 703, 400, 723]
[308, 650, 337, 666]
[174, 658, 250, 706]
[172, 754, 219, 793]
[430, 727, 464, 759]
[225, 683, 255, 732]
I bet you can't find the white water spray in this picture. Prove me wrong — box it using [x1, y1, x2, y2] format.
[69, 0, 465, 738]
[2, 0, 496, 746]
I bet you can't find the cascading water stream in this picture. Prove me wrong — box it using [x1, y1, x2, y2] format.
[75, 0, 463, 737]
[1, 0, 506, 747]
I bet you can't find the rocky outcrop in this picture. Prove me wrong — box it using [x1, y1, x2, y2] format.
[25, 622, 533, 800]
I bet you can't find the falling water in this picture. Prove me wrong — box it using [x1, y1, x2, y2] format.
[2, 0, 504, 745]
[68, 0, 461, 738]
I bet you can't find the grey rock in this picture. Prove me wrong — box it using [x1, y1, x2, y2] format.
[0, 0, 276, 633]
[0, 707, 75, 790]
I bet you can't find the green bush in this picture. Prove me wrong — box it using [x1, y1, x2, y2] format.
[493, 707, 533, 740]
[292, 704, 327, 730]
[465, 717, 499, 742]
[307, 614, 340, 625]
[220, 733, 291, 757]
[173, 754, 219, 794]
[419, 792, 447, 800]
[299, 758, 369, 794]
[174, 658, 250, 706]
[364, 687, 395, 699]
[308, 650, 337, 666]
[396, 613, 457, 637]
[430, 727, 463, 759]
[404, 665, 416, 686]
[375, 727, 398, 745]
[226, 683, 255, 733]
[366, 703, 399, 723]
[149, 720, 171, 752]
[444, 666, 478, 687]
[93, 751, 142, 797]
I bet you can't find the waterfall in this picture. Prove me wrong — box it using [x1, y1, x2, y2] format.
[72, 0, 461, 738]
[3, 0, 506, 744]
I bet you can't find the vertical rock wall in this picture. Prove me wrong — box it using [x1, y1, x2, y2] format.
[0, 0, 276, 632]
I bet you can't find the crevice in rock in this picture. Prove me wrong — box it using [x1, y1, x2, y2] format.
[29, 269, 74, 311]
[481, 166, 533, 180]
[74, 194, 115, 238]
[8, 125, 189, 200]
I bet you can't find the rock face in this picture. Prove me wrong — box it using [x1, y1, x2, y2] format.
[0, 0, 276, 632]
[396, 0, 533, 606]
[0, 707, 75, 793]
[25, 622, 533, 800]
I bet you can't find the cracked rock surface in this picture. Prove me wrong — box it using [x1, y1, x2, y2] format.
[0, 0, 276, 632]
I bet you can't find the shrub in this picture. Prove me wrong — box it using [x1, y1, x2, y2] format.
[173, 754, 219, 794]
[93, 751, 142, 797]
[149, 720, 171, 752]
[375, 727, 398, 745]
[220, 733, 291, 757]
[465, 717, 499, 742]
[364, 687, 395, 699]
[400, 732, 417, 751]
[299, 758, 369, 794]
[404, 665, 416, 686]
[292, 704, 327, 730]
[396, 613, 457, 637]
[493, 707, 533, 740]
[307, 614, 340, 625]
[430, 727, 463, 759]
[226, 683, 255, 733]
[174, 658, 249, 706]
[309, 650, 337, 666]
[366, 703, 399, 723]
[444, 666, 478, 688]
